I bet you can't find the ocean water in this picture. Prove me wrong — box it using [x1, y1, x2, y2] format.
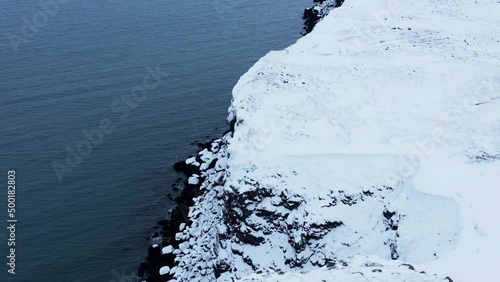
[0, 0, 310, 281]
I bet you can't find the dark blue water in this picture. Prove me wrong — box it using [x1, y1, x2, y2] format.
[0, 0, 310, 281]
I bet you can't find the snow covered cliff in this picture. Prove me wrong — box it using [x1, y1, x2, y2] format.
[151, 0, 500, 281]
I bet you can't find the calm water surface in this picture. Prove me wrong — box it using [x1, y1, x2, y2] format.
[0, 0, 310, 281]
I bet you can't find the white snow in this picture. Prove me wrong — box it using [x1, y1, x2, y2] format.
[159, 266, 171, 275]
[188, 175, 200, 185]
[162, 245, 174, 254]
[186, 157, 201, 167]
[170, 0, 500, 281]
[240, 256, 447, 281]
[178, 242, 190, 253]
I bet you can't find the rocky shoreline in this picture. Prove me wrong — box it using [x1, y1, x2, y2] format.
[137, 117, 234, 282]
[136, 2, 341, 281]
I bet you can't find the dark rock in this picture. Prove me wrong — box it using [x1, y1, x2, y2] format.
[191, 138, 218, 150]
[383, 209, 400, 260]
[207, 158, 218, 170]
[173, 160, 199, 176]
[214, 261, 231, 278]
[401, 263, 415, 270]
[363, 190, 374, 196]
[280, 192, 304, 210]
[223, 116, 237, 136]
[303, 0, 344, 34]
[383, 209, 396, 220]
[236, 232, 265, 246]
[147, 245, 162, 262]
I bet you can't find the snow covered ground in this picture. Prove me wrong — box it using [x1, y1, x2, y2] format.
[167, 0, 500, 281]
[239, 255, 451, 282]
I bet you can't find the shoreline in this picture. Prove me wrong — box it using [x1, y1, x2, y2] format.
[138, 117, 234, 281]
[136, 1, 346, 281]
[137, 113, 236, 282]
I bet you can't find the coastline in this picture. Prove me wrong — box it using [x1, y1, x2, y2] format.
[138, 130, 233, 281]
[139, 0, 500, 281]
[136, 2, 341, 280]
